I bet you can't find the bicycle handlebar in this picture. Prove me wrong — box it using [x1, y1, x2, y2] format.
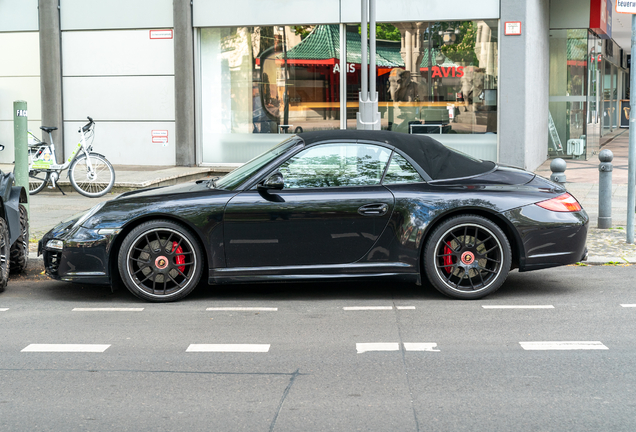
[81, 116, 94, 133]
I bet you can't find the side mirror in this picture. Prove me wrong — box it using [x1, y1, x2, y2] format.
[0, 144, 4, 151]
[258, 171, 284, 191]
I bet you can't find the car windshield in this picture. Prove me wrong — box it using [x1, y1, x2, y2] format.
[212, 137, 301, 191]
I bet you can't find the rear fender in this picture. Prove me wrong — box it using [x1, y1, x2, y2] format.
[0, 171, 27, 244]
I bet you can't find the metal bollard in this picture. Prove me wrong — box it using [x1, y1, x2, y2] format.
[13, 100, 29, 216]
[598, 149, 613, 229]
[550, 158, 567, 184]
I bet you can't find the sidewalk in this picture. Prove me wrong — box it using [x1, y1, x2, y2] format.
[14, 131, 636, 268]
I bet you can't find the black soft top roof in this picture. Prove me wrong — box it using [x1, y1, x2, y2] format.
[297, 130, 496, 181]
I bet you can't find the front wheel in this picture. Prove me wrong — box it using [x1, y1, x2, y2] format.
[423, 215, 512, 300]
[118, 220, 203, 302]
[68, 153, 115, 197]
[29, 169, 50, 195]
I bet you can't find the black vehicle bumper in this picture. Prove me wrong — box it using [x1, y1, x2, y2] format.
[504, 204, 589, 272]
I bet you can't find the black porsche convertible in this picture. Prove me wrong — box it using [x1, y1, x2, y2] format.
[39, 130, 588, 302]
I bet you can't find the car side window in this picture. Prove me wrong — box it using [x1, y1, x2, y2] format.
[382, 153, 425, 184]
[279, 143, 391, 188]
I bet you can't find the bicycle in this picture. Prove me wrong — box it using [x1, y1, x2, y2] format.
[28, 116, 115, 197]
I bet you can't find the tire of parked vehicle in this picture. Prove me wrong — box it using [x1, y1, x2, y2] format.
[9, 204, 28, 274]
[69, 153, 115, 198]
[0, 218, 10, 292]
[423, 214, 512, 300]
[118, 220, 203, 302]
[29, 169, 50, 195]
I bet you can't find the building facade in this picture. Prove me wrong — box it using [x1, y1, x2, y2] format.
[0, 0, 629, 171]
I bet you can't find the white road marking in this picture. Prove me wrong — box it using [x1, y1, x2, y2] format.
[519, 341, 608, 351]
[403, 343, 440, 352]
[396, 306, 416, 310]
[21, 344, 111, 353]
[72, 308, 144, 312]
[482, 305, 554, 309]
[356, 343, 400, 353]
[206, 307, 278, 311]
[344, 306, 415, 311]
[0, 308, 8, 312]
[186, 344, 270, 353]
[620, 304, 636, 307]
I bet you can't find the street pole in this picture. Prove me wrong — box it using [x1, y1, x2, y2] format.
[13, 101, 29, 216]
[356, 0, 380, 130]
[628, 14, 636, 243]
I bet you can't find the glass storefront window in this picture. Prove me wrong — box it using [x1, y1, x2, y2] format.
[199, 21, 499, 164]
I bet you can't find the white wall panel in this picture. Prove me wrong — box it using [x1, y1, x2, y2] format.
[193, 0, 340, 27]
[0, 120, 42, 164]
[341, 0, 499, 23]
[550, 0, 590, 29]
[63, 30, 174, 76]
[60, 0, 173, 30]
[0, 77, 41, 121]
[63, 121, 176, 166]
[0, 0, 38, 32]
[63, 76, 175, 121]
[0, 32, 40, 76]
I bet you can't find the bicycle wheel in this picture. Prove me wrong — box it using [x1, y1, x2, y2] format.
[29, 169, 50, 195]
[68, 152, 115, 197]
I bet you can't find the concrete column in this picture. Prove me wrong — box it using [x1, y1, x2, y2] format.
[498, 0, 550, 171]
[173, 0, 196, 166]
[38, 0, 64, 161]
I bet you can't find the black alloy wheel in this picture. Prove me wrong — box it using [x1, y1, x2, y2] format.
[424, 215, 511, 299]
[118, 220, 203, 302]
[0, 218, 9, 292]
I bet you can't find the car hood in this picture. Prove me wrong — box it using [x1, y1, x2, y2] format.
[115, 180, 216, 200]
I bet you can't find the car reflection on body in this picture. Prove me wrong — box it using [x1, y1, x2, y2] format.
[39, 130, 588, 302]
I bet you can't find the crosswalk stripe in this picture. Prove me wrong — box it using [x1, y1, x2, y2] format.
[344, 306, 416, 311]
[620, 304, 636, 307]
[482, 305, 554, 309]
[0, 308, 8, 312]
[72, 308, 144, 312]
[403, 343, 440, 352]
[21, 344, 111, 353]
[519, 341, 608, 350]
[356, 343, 399, 353]
[186, 344, 270, 353]
[206, 307, 278, 311]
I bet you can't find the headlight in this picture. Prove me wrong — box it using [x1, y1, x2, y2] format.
[46, 239, 64, 250]
[72, 202, 106, 230]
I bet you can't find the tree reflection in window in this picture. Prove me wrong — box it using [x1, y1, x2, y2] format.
[279, 144, 391, 188]
[383, 153, 424, 184]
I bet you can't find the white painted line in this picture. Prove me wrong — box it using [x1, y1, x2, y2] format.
[186, 344, 270, 353]
[344, 306, 393, 311]
[403, 343, 440, 352]
[482, 305, 554, 309]
[21, 344, 111, 353]
[206, 307, 278, 311]
[396, 306, 416, 310]
[356, 343, 400, 353]
[620, 304, 636, 307]
[72, 308, 144, 312]
[519, 341, 608, 351]
[0, 308, 8, 312]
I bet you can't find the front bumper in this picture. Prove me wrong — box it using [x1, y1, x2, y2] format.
[39, 222, 120, 285]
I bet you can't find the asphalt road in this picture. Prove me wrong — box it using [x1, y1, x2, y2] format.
[1, 266, 635, 431]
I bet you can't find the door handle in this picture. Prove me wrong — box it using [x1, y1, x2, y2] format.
[358, 203, 389, 217]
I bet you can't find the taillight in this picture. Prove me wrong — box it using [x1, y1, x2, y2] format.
[535, 193, 582, 212]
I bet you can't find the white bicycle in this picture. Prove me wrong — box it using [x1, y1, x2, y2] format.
[28, 116, 115, 197]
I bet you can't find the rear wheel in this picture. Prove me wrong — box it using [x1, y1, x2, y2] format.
[0, 218, 9, 292]
[118, 220, 203, 302]
[69, 153, 115, 197]
[424, 215, 511, 300]
[29, 170, 49, 195]
[9, 204, 28, 273]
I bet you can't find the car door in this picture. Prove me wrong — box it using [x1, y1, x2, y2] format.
[223, 142, 395, 268]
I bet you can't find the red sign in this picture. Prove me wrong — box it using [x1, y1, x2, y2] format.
[590, 0, 610, 38]
[431, 66, 465, 78]
[504, 21, 522, 36]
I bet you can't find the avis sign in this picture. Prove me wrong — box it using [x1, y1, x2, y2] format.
[617, 0, 636, 13]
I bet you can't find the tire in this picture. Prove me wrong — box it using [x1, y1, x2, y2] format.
[29, 169, 49, 195]
[0, 218, 10, 292]
[118, 220, 203, 302]
[69, 153, 115, 197]
[423, 215, 512, 300]
[9, 204, 28, 274]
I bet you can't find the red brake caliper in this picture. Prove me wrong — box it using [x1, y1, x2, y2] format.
[171, 242, 186, 272]
[443, 242, 454, 274]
